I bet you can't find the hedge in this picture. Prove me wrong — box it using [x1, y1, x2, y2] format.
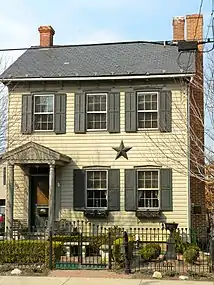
[0, 240, 62, 266]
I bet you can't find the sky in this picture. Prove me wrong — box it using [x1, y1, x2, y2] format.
[0, 0, 212, 66]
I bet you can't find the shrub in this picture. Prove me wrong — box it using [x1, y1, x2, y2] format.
[183, 247, 199, 264]
[187, 244, 200, 255]
[0, 240, 62, 267]
[112, 236, 134, 268]
[139, 243, 161, 261]
[164, 270, 179, 277]
[172, 231, 188, 254]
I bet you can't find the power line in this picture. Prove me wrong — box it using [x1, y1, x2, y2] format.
[203, 0, 214, 53]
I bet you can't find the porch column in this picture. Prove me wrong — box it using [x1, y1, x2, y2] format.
[48, 163, 55, 230]
[6, 163, 14, 233]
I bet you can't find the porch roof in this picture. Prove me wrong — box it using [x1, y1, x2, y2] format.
[1, 141, 71, 165]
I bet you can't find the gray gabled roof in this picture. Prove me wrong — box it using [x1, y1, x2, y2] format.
[1, 41, 195, 80]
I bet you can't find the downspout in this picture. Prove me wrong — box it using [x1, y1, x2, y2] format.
[187, 77, 193, 229]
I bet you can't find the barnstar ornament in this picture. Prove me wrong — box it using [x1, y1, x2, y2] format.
[112, 140, 132, 160]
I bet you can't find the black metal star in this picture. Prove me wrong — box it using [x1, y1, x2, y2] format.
[112, 140, 132, 160]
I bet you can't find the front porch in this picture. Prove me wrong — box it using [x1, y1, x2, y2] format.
[1, 141, 71, 233]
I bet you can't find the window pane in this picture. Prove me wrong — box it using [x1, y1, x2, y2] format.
[138, 171, 159, 189]
[138, 190, 159, 208]
[87, 199, 93, 207]
[94, 190, 101, 198]
[87, 190, 93, 198]
[138, 171, 144, 188]
[138, 93, 158, 111]
[151, 171, 158, 188]
[86, 171, 107, 190]
[87, 113, 107, 130]
[34, 114, 53, 130]
[87, 94, 106, 112]
[101, 197, 107, 207]
[34, 96, 53, 113]
[145, 179, 151, 188]
[138, 112, 158, 129]
[144, 94, 152, 110]
[138, 95, 145, 110]
[93, 171, 100, 180]
[87, 179, 93, 189]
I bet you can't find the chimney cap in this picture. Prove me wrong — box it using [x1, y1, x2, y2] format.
[38, 25, 55, 35]
[173, 16, 185, 22]
[186, 14, 203, 19]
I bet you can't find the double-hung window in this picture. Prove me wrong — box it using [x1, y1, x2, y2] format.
[86, 170, 108, 208]
[86, 93, 107, 130]
[137, 170, 159, 209]
[34, 95, 54, 131]
[137, 92, 158, 130]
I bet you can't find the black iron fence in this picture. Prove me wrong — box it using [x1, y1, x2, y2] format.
[0, 220, 213, 275]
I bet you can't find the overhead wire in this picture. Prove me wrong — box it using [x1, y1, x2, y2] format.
[203, 0, 214, 53]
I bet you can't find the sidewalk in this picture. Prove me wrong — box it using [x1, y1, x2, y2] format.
[0, 276, 213, 285]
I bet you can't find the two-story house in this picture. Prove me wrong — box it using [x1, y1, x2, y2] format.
[0, 13, 205, 232]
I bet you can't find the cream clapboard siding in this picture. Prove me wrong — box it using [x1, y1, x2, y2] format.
[7, 82, 189, 228]
[0, 163, 6, 200]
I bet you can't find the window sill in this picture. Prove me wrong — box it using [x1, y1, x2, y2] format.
[136, 209, 161, 219]
[31, 131, 56, 135]
[84, 209, 109, 219]
[86, 130, 109, 134]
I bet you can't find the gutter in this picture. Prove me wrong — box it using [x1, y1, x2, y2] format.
[1, 73, 195, 82]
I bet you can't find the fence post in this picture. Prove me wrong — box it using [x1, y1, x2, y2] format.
[108, 231, 112, 270]
[211, 234, 214, 272]
[123, 231, 131, 274]
[49, 229, 53, 270]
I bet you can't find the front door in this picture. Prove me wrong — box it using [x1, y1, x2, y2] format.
[30, 175, 49, 230]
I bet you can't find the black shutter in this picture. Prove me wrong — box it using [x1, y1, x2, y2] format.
[125, 169, 137, 211]
[54, 94, 67, 134]
[159, 90, 172, 132]
[21, 94, 33, 134]
[73, 169, 85, 211]
[160, 168, 173, 211]
[108, 92, 120, 133]
[108, 169, 120, 211]
[125, 92, 137, 132]
[74, 92, 86, 133]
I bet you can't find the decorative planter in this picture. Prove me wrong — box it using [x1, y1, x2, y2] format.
[165, 222, 178, 231]
[136, 210, 161, 219]
[84, 209, 109, 219]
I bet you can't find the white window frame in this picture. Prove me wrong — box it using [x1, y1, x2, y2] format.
[85, 169, 108, 209]
[137, 169, 160, 210]
[86, 93, 108, 131]
[137, 91, 159, 130]
[2, 167, 6, 186]
[33, 94, 54, 131]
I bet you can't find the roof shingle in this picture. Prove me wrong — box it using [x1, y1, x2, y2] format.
[1, 41, 195, 79]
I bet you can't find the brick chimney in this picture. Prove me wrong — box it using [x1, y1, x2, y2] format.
[172, 16, 185, 41]
[38, 25, 55, 47]
[186, 14, 203, 50]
